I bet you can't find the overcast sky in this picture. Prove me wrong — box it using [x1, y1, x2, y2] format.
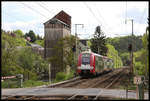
[2, 1, 149, 39]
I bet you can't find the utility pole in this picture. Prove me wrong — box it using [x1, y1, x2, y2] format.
[145, 18, 149, 78]
[145, 25, 148, 78]
[74, 24, 84, 64]
[126, 19, 134, 75]
[131, 19, 134, 75]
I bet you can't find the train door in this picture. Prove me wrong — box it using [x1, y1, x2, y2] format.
[95, 56, 103, 74]
[95, 56, 99, 72]
[103, 58, 107, 70]
[98, 56, 104, 72]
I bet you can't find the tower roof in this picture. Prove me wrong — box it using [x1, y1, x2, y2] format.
[44, 10, 71, 28]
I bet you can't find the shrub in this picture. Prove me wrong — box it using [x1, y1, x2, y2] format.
[55, 72, 66, 82]
[65, 70, 75, 80]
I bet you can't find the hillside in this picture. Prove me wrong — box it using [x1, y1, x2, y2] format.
[106, 35, 143, 54]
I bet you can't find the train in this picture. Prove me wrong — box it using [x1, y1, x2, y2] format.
[77, 51, 114, 77]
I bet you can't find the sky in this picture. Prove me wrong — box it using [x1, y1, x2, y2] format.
[2, 1, 149, 39]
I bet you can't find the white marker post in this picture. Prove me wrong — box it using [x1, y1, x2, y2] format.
[49, 64, 51, 83]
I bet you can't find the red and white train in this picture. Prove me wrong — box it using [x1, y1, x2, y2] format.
[77, 51, 114, 77]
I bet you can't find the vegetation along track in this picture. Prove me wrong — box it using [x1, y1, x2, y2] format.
[48, 67, 130, 89]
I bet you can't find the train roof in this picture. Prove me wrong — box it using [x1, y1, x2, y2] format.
[81, 51, 113, 60]
[81, 51, 103, 57]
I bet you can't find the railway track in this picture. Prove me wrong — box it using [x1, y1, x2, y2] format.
[2, 94, 113, 100]
[49, 67, 130, 89]
[90, 68, 125, 88]
[66, 67, 129, 100]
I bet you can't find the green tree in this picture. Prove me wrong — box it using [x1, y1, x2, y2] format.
[2, 29, 49, 81]
[107, 35, 143, 54]
[25, 30, 36, 42]
[16, 47, 49, 81]
[16, 48, 36, 80]
[2, 31, 23, 76]
[106, 44, 123, 68]
[141, 28, 149, 78]
[133, 27, 149, 78]
[90, 26, 108, 56]
[32, 56, 49, 80]
[13, 29, 24, 37]
[120, 52, 130, 66]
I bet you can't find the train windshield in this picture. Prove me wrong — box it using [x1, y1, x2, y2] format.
[82, 54, 90, 65]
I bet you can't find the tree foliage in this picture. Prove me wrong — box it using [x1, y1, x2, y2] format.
[13, 29, 24, 37]
[24, 30, 36, 42]
[134, 30, 149, 78]
[2, 29, 49, 81]
[107, 35, 143, 54]
[90, 26, 108, 56]
[120, 52, 130, 66]
[107, 35, 144, 66]
[106, 44, 123, 68]
[2, 31, 23, 76]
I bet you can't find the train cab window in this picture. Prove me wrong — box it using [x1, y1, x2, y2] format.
[82, 54, 90, 65]
[82, 57, 90, 65]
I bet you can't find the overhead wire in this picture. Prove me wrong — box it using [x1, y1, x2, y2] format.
[36, 2, 55, 15]
[41, 2, 56, 14]
[21, 2, 48, 19]
[4, 2, 64, 38]
[93, 3, 112, 37]
[83, 2, 111, 37]
[20, 2, 57, 37]
[137, 3, 148, 34]
[15, 3, 47, 34]
[94, 3, 111, 31]
[125, 1, 127, 34]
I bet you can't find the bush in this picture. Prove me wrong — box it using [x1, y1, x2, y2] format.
[55, 72, 66, 82]
[65, 70, 75, 80]
[54, 70, 75, 83]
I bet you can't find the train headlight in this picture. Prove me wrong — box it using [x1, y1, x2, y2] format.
[90, 66, 93, 69]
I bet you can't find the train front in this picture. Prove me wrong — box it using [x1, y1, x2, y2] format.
[77, 52, 95, 77]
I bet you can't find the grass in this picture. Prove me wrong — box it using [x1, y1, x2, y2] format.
[23, 80, 50, 88]
[2, 79, 50, 88]
[2, 71, 75, 88]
